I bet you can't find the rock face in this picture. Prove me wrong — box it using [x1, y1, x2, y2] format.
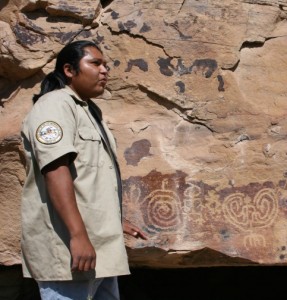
[1, 0, 287, 267]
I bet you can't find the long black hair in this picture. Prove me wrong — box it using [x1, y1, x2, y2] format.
[33, 40, 102, 103]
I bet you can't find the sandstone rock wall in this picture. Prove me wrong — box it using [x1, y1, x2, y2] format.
[1, 0, 287, 267]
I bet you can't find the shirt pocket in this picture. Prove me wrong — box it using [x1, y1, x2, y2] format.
[77, 202, 122, 247]
[77, 127, 102, 167]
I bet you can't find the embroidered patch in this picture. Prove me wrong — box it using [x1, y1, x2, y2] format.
[36, 121, 63, 144]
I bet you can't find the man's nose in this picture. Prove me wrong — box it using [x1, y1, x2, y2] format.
[100, 65, 108, 73]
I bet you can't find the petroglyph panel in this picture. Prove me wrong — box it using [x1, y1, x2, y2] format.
[123, 171, 287, 262]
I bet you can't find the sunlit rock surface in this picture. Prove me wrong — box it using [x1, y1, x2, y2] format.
[1, 0, 287, 267]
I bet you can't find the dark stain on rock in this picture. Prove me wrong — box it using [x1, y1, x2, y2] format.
[123, 20, 137, 31]
[53, 31, 77, 43]
[118, 20, 137, 32]
[217, 75, 225, 92]
[111, 10, 119, 19]
[13, 23, 45, 46]
[157, 57, 218, 78]
[21, 14, 45, 33]
[191, 59, 218, 78]
[113, 60, 120, 67]
[173, 21, 192, 40]
[220, 229, 230, 240]
[280, 254, 285, 260]
[157, 57, 174, 76]
[279, 180, 287, 188]
[125, 59, 148, 72]
[164, 20, 192, 40]
[140, 22, 151, 33]
[124, 139, 152, 166]
[118, 21, 125, 31]
[279, 197, 287, 212]
[78, 30, 92, 39]
[94, 32, 104, 44]
[175, 81, 185, 93]
[176, 59, 191, 75]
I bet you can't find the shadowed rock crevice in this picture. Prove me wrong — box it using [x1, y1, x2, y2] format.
[177, 0, 187, 14]
[0, 70, 46, 108]
[223, 40, 266, 73]
[22, 1, 101, 26]
[242, 0, 282, 7]
[126, 247, 257, 268]
[138, 84, 187, 112]
[185, 116, 215, 132]
[240, 40, 265, 51]
[105, 25, 175, 59]
[223, 37, 271, 72]
[0, 0, 8, 10]
[222, 60, 240, 72]
[279, 4, 287, 12]
[0, 81, 21, 107]
[100, 0, 115, 9]
[138, 84, 214, 132]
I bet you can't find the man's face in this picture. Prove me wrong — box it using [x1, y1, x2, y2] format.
[69, 46, 108, 101]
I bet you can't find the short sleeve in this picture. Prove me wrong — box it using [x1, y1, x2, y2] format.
[22, 91, 78, 171]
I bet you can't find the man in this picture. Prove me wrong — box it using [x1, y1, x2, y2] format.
[21, 40, 146, 300]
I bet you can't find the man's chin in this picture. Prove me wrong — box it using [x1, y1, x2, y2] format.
[92, 89, 111, 100]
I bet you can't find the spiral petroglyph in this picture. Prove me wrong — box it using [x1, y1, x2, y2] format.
[222, 188, 278, 232]
[141, 180, 182, 232]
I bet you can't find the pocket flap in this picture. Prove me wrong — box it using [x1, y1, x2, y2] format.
[79, 127, 101, 141]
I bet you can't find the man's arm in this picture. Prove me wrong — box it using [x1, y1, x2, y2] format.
[42, 155, 96, 272]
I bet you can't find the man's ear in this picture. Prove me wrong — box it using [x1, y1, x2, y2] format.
[63, 63, 76, 79]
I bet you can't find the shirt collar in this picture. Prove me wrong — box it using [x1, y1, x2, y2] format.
[62, 86, 88, 106]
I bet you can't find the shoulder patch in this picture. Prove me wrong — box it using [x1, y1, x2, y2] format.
[36, 121, 63, 144]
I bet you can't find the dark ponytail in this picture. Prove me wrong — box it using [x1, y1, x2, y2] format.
[33, 40, 102, 103]
[33, 70, 66, 103]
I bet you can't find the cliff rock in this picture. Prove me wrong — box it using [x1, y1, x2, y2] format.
[1, 0, 287, 267]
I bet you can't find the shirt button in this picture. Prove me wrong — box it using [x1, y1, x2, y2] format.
[109, 166, 113, 169]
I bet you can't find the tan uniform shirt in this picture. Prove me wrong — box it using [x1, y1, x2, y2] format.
[21, 86, 130, 280]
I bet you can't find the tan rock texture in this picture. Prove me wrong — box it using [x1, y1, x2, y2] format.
[1, 0, 287, 267]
